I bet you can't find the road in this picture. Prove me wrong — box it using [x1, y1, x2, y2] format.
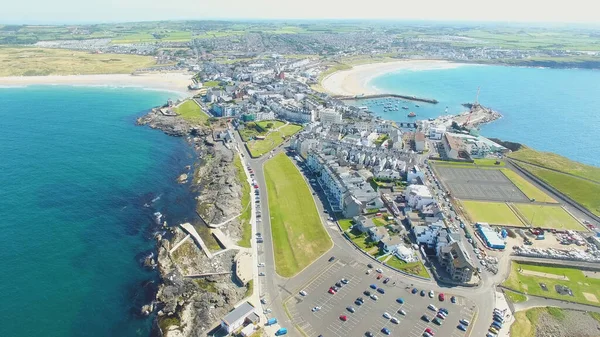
[231, 128, 586, 337]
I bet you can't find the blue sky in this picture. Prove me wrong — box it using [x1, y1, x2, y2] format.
[1, 0, 598, 24]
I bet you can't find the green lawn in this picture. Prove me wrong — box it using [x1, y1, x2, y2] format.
[202, 80, 222, 88]
[386, 256, 430, 278]
[430, 159, 504, 168]
[504, 290, 528, 303]
[501, 169, 557, 203]
[510, 307, 543, 337]
[461, 200, 526, 226]
[502, 261, 600, 307]
[234, 155, 252, 248]
[372, 217, 388, 227]
[112, 31, 192, 44]
[256, 120, 285, 131]
[338, 219, 353, 231]
[518, 163, 600, 216]
[509, 146, 600, 183]
[278, 124, 303, 137]
[513, 204, 584, 230]
[264, 153, 332, 277]
[246, 124, 302, 157]
[175, 100, 210, 123]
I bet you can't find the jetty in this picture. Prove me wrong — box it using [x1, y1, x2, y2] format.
[332, 93, 438, 104]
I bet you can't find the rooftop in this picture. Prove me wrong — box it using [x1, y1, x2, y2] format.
[222, 302, 255, 326]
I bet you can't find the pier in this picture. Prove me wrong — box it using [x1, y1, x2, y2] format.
[332, 93, 439, 104]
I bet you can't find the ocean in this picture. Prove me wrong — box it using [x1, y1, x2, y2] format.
[365, 64, 600, 167]
[0, 86, 198, 337]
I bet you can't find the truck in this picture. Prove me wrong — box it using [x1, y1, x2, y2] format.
[275, 328, 288, 336]
[266, 318, 278, 326]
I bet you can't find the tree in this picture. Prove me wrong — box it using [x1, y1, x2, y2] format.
[246, 122, 257, 129]
[266, 122, 274, 129]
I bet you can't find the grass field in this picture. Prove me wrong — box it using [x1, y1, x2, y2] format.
[386, 257, 430, 278]
[264, 153, 332, 277]
[338, 219, 353, 231]
[246, 124, 302, 157]
[111, 31, 192, 44]
[501, 169, 557, 203]
[504, 290, 527, 303]
[175, 100, 209, 124]
[503, 261, 600, 307]
[461, 200, 525, 226]
[233, 155, 251, 248]
[256, 120, 285, 131]
[430, 159, 504, 167]
[0, 47, 156, 76]
[518, 163, 600, 216]
[513, 204, 584, 230]
[510, 147, 600, 182]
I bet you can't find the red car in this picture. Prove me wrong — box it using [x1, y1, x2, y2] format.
[377, 274, 383, 280]
[438, 293, 445, 301]
[328, 288, 336, 294]
[340, 315, 348, 321]
[425, 328, 434, 335]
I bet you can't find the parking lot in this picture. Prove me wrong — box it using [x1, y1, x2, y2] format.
[285, 258, 476, 337]
[434, 167, 528, 203]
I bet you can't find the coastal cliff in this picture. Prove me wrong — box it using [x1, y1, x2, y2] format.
[137, 106, 248, 337]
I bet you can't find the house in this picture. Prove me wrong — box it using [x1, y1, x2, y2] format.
[381, 235, 404, 253]
[394, 244, 417, 263]
[375, 169, 401, 180]
[429, 126, 445, 140]
[220, 302, 259, 334]
[369, 226, 388, 242]
[404, 185, 434, 210]
[414, 132, 426, 151]
[320, 108, 343, 124]
[437, 241, 475, 283]
[413, 224, 444, 248]
[442, 133, 470, 160]
[353, 216, 376, 233]
[407, 166, 425, 183]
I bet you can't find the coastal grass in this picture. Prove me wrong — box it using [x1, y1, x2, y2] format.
[338, 218, 353, 231]
[504, 290, 528, 303]
[246, 125, 302, 157]
[264, 153, 332, 277]
[256, 120, 285, 131]
[502, 261, 600, 307]
[513, 204, 584, 230]
[234, 155, 252, 248]
[175, 100, 210, 124]
[0, 47, 156, 76]
[510, 307, 542, 337]
[244, 280, 253, 298]
[430, 158, 504, 168]
[386, 256, 430, 278]
[509, 146, 600, 183]
[517, 163, 600, 216]
[158, 316, 181, 332]
[461, 200, 526, 227]
[501, 169, 557, 203]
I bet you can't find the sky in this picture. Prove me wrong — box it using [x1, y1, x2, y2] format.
[1, 0, 599, 24]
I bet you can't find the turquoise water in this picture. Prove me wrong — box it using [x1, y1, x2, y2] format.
[368, 64, 600, 167]
[0, 86, 197, 337]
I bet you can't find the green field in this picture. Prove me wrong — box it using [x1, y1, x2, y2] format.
[503, 261, 600, 307]
[501, 169, 557, 203]
[517, 163, 600, 216]
[386, 256, 430, 278]
[461, 200, 525, 226]
[338, 219, 353, 231]
[256, 120, 285, 131]
[504, 290, 527, 303]
[233, 155, 251, 248]
[513, 204, 584, 230]
[175, 100, 210, 123]
[111, 31, 192, 44]
[0, 47, 156, 76]
[264, 153, 332, 277]
[509, 146, 600, 182]
[246, 124, 302, 157]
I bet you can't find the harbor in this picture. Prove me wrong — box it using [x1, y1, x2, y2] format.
[333, 93, 439, 104]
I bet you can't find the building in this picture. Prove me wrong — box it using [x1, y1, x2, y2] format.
[353, 216, 376, 233]
[320, 108, 343, 125]
[438, 241, 475, 283]
[442, 133, 470, 160]
[394, 244, 417, 263]
[407, 166, 425, 184]
[220, 302, 258, 334]
[477, 225, 506, 249]
[375, 169, 401, 180]
[413, 224, 444, 248]
[369, 226, 388, 242]
[240, 324, 256, 337]
[404, 185, 434, 210]
[414, 132, 426, 152]
[381, 235, 404, 253]
[429, 126, 445, 140]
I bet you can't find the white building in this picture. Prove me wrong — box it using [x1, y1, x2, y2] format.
[394, 245, 417, 263]
[414, 132, 426, 152]
[220, 302, 257, 334]
[320, 108, 343, 125]
[429, 126, 445, 140]
[407, 166, 425, 183]
[413, 224, 444, 248]
[375, 169, 402, 180]
[404, 185, 434, 210]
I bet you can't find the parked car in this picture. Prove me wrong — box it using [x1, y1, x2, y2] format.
[396, 298, 404, 304]
[376, 268, 383, 273]
[451, 296, 457, 303]
[425, 327, 434, 335]
[365, 332, 374, 337]
[370, 284, 377, 289]
[412, 288, 418, 294]
[335, 282, 342, 288]
[341, 278, 349, 284]
[432, 318, 442, 325]
[421, 315, 430, 322]
[377, 274, 383, 280]
[377, 288, 385, 294]
[458, 324, 467, 331]
[299, 290, 307, 296]
[383, 277, 390, 284]
[459, 319, 470, 326]
[397, 309, 406, 316]
[391, 317, 399, 324]
[332, 286, 339, 292]
[429, 290, 435, 298]
[347, 306, 355, 313]
[328, 288, 336, 295]
[364, 290, 371, 296]
[383, 312, 391, 319]
[259, 272, 265, 276]
[428, 304, 437, 312]
[339, 315, 348, 321]
[381, 328, 391, 335]
[312, 306, 321, 312]
[438, 293, 445, 301]
[328, 256, 335, 262]
[370, 294, 378, 300]
[420, 290, 426, 297]
[367, 263, 374, 268]
[366, 269, 372, 274]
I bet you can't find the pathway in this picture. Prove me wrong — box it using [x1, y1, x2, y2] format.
[169, 234, 191, 254]
[180, 222, 214, 259]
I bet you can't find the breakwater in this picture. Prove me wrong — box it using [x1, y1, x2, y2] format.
[333, 93, 439, 104]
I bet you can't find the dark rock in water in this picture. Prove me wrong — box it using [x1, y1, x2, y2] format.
[489, 138, 523, 152]
[141, 303, 154, 316]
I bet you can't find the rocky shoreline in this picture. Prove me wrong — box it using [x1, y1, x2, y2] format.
[136, 106, 248, 337]
[429, 103, 502, 130]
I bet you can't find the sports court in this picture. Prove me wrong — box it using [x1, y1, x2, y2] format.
[435, 167, 529, 202]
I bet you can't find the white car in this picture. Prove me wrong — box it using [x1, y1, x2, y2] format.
[259, 272, 265, 276]
[299, 290, 307, 296]
[376, 268, 383, 273]
[481, 260, 488, 266]
[366, 269, 372, 274]
[258, 262, 265, 267]
[429, 290, 435, 298]
[312, 306, 321, 312]
[391, 317, 399, 324]
[383, 312, 391, 319]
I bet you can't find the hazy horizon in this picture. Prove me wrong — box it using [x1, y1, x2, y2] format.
[1, 0, 599, 25]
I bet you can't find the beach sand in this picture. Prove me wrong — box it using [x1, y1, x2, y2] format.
[321, 60, 463, 96]
[0, 72, 195, 97]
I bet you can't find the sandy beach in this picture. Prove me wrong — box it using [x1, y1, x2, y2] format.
[0, 72, 195, 97]
[321, 60, 463, 96]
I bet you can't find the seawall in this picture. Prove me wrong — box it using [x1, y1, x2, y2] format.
[332, 93, 439, 104]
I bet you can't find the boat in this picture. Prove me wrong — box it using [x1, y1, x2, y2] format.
[408, 112, 417, 117]
[402, 106, 409, 110]
[415, 104, 420, 107]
